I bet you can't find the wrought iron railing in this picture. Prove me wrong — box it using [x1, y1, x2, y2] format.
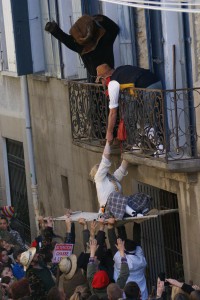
[68, 80, 200, 161]
[69, 81, 108, 144]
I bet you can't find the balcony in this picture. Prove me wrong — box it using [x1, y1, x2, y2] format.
[68, 80, 200, 172]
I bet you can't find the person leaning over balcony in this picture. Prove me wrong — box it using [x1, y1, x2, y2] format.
[89, 141, 152, 220]
[45, 15, 119, 81]
[95, 64, 162, 143]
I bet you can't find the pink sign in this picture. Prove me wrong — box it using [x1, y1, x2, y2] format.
[52, 243, 74, 263]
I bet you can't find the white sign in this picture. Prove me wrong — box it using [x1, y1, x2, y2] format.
[52, 243, 74, 263]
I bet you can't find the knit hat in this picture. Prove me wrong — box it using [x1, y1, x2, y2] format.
[70, 15, 105, 55]
[92, 270, 110, 289]
[95, 64, 114, 83]
[0, 206, 14, 218]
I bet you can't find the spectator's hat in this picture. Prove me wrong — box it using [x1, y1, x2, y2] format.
[69, 15, 105, 54]
[92, 270, 110, 289]
[96, 64, 113, 83]
[59, 254, 77, 280]
[20, 247, 36, 271]
[0, 206, 14, 219]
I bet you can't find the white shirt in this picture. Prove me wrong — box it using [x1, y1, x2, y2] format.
[94, 155, 127, 208]
[108, 80, 120, 109]
[113, 246, 148, 300]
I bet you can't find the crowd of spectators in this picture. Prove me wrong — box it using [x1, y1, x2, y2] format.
[0, 207, 200, 300]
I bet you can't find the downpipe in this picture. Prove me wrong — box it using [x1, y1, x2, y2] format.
[21, 75, 39, 235]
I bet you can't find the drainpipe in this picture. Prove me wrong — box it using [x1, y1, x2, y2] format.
[21, 75, 39, 235]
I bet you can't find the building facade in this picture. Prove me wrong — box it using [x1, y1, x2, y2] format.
[0, 0, 200, 288]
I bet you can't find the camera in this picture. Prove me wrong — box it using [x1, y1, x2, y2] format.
[158, 272, 170, 286]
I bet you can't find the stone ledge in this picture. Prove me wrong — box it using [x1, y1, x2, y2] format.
[122, 152, 200, 173]
[72, 140, 120, 155]
[73, 140, 200, 173]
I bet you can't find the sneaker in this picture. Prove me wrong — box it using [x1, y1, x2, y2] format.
[136, 213, 144, 217]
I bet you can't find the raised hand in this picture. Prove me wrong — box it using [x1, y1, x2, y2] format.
[115, 238, 125, 257]
[89, 238, 98, 257]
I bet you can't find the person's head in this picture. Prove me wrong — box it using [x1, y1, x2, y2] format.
[190, 291, 200, 300]
[124, 281, 141, 300]
[107, 283, 123, 300]
[89, 164, 100, 182]
[13, 249, 24, 263]
[69, 15, 105, 53]
[0, 239, 13, 252]
[95, 64, 114, 85]
[171, 287, 188, 300]
[0, 215, 9, 231]
[10, 278, 30, 299]
[92, 270, 110, 289]
[77, 252, 90, 273]
[19, 247, 37, 270]
[0, 248, 9, 263]
[0, 206, 14, 219]
[47, 286, 65, 300]
[69, 285, 91, 300]
[174, 293, 190, 300]
[59, 254, 77, 280]
[0, 275, 13, 298]
[124, 239, 137, 252]
[0, 266, 13, 278]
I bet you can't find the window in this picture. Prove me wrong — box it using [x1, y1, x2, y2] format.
[0, 0, 8, 71]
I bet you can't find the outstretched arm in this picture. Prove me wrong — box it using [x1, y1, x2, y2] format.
[113, 159, 129, 182]
[116, 239, 129, 289]
[106, 108, 118, 143]
[45, 21, 82, 53]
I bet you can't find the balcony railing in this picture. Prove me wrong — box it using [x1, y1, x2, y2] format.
[68, 80, 200, 162]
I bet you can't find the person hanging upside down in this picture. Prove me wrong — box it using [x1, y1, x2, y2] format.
[89, 141, 152, 220]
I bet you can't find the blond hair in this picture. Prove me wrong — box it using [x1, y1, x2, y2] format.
[171, 287, 188, 300]
[89, 164, 99, 181]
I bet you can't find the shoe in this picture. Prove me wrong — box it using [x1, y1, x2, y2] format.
[131, 145, 142, 153]
[45, 21, 58, 33]
[136, 213, 144, 217]
[154, 144, 166, 157]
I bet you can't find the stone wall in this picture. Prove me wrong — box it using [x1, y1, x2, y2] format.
[135, 8, 149, 68]
[0, 74, 37, 239]
[190, 13, 200, 85]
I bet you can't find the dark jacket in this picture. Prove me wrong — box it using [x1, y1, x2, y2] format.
[111, 65, 159, 88]
[50, 15, 119, 79]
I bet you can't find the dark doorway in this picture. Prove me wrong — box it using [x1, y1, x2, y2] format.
[138, 183, 184, 291]
[6, 138, 31, 243]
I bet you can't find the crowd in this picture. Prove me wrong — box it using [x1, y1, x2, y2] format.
[0, 209, 200, 300]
